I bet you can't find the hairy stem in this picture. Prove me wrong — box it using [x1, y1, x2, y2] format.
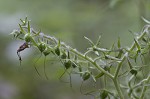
[113, 79, 124, 99]
[70, 48, 114, 79]
[113, 28, 147, 98]
[140, 75, 150, 99]
[17, 21, 149, 99]
[114, 55, 127, 79]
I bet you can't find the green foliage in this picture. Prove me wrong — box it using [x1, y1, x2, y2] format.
[11, 17, 150, 99]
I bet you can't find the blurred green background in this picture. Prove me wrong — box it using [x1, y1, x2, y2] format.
[0, 0, 150, 99]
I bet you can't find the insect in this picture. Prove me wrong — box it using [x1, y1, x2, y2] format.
[17, 42, 29, 65]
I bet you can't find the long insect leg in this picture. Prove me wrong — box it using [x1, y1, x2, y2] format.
[58, 56, 74, 90]
[34, 53, 42, 77]
[80, 81, 84, 94]
[66, 70, 74, 90]
[69, 72, 72, 88]
[59, 69, 68, 83]
[44, 56, 49, 80]
[59, 68, 74, 92]
[17, 52, 24, 72]
[80, 80, 96, 98]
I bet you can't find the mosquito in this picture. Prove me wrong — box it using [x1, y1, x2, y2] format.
[17, 42, 29, 66]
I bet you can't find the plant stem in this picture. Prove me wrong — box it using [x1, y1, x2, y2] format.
[70, 48, 114, 79]
[32, 29, 114, 79]
[113, 28, 147, 98]
[31, 37, 38, 47]
[130, 32, 146, 51]
[113, 79, 124, 99]
[31, 26, 147, 99]
[114, 55, 126, 79]
[139, 75, 150, 99]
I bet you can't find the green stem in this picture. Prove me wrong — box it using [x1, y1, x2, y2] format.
[31, 26, 147, 99]
[31, 37, 38, 47]
[113, 79, 124, 99]
[70, 48, 114, 79]
[130, 32, 146, 51]
[113, 28, 147, 98]
[114, 55, 126, 79]
[139, 75, 150, 99]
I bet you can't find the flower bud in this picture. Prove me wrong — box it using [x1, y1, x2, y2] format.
[82, 71, 90, 81]
[64, 60, 71, 69]
[55, 47, 60, 56]
[43, 48, 50, 56]
[24, 34, 32, 42]
[38, 43, 46, 52]
[61, 52, 67, 59]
